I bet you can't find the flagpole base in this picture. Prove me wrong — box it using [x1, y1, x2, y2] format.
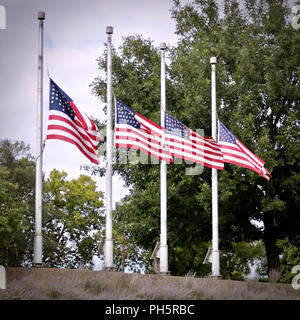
[159, 244, 168, 274]
[159, 271, 170, 276]
[104, 238, 114, 270]
[32, 263, 44, 268]
[211, 249, 220, 279]
[104, 267, 116, 272]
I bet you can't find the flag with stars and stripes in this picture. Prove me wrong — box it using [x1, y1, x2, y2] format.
[164, 112, 224, 170]
[115, 98, 173, 162]
[46, 78, 100, 164]
[218, 120, 270, 180]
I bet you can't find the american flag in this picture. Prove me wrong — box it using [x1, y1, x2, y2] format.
[218, 120, 270, 180]
[164, 112, 224, 170]
[114, 98, 173, 162]
[46, 79, 100, 164]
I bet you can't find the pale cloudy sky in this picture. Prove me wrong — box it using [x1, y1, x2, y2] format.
[0, 0, 185, 205]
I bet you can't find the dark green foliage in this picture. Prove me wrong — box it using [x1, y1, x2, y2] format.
[278, 237, 300, 283]
[220, 241, 266, 280]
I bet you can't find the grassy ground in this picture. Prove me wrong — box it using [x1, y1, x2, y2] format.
[0, 267, 299, 300]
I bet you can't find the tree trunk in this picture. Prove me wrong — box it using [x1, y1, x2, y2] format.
[263, 215, 281, 281]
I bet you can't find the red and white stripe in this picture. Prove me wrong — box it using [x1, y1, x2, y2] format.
[219, 136, 270, 180]
[46, 108, 100, 164]
[165, 129, 224, 170]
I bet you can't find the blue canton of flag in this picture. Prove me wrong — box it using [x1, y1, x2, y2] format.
[165, 113, 190, 140]
[219, 122, 236, 144]
[49, 80, 75, 120]
[116, 99, 140, 129]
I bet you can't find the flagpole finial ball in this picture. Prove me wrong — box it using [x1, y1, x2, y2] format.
[106, 26, 113, 34]
[160, 42, 167, 50]
[210, 57, 217, 64]
[37, 12, 45, 20]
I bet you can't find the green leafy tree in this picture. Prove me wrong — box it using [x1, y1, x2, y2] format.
[277, 237, 300, 283]
[42, 169, 104, 269]
[220, 241, 265, 280]
[0, 139, 104, 268]
[91, 0, 300, 277]
[170, 0, 300, 277]
[0, 140, 34, 266]
[112, 200, 153, 273]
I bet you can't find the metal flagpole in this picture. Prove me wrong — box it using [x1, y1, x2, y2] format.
[104, 26, 114, 270]
[210, 57, 220, 278]
[160, 42, 168, 274]
[33, 11, 45, 266]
